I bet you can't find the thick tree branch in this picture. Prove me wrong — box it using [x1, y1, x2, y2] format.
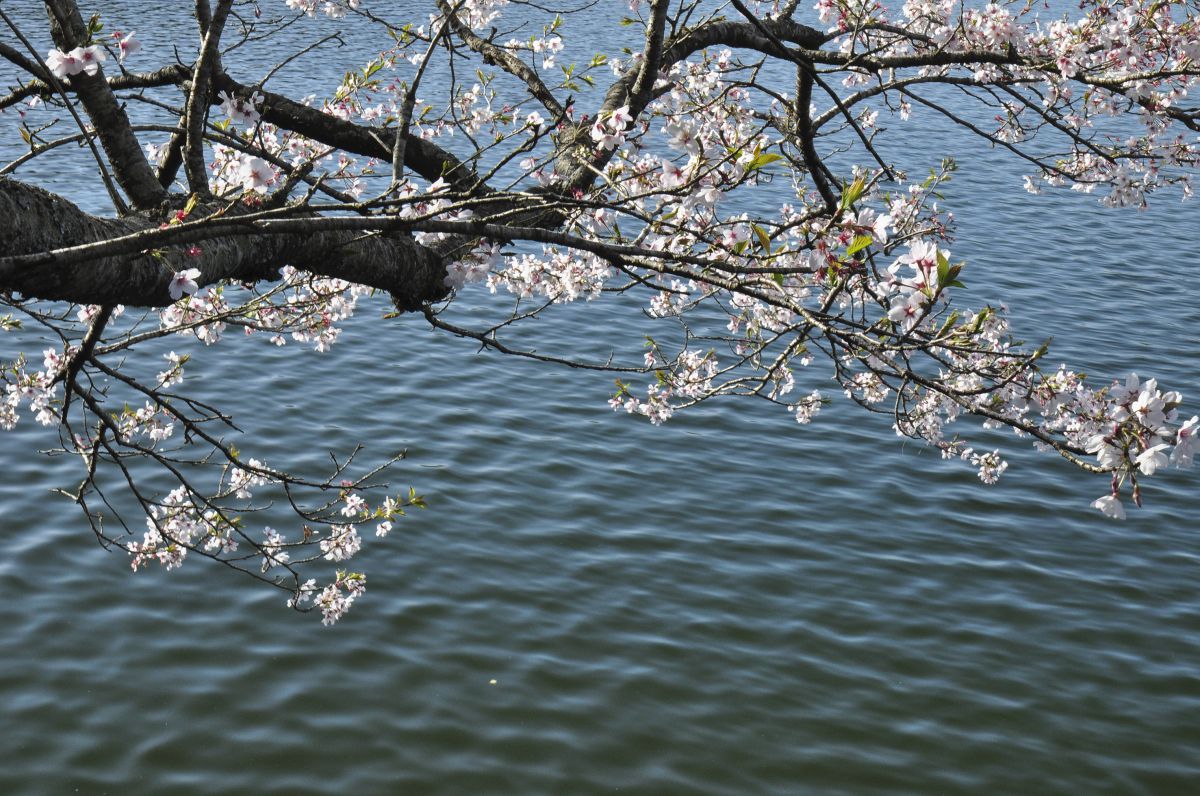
[215, 75, 481, 192]
[182, 0, 233, 195]
[631, 0, 669, 108]
[43, 0, 167, 209]
[0, 178, 447, 309]
[0, 40, 52, 81]
[0, 64, 189, 110]
[437, 0, 564, 119]
[559, 16, 825, 189]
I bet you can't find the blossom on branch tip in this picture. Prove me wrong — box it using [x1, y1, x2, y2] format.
[238, 157, 273, 193]
[887, 291, 927, 327]
[168, 268, 202, 301]
[218, 90, 263, 128]
[1172, 417, 1199, 467]
[1091, 494, 1126, 520]
[45, 50, 77, 79]
[45, 46, 106, 79]
[113, 31, 140, 63]
[1135, 443, 1171, 476]
[660, 158, 687, 190]
[590, 119, 624, 151]
[609, 105, 633, 130]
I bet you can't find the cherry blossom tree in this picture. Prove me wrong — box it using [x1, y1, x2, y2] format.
[1, 0, 1197, 623]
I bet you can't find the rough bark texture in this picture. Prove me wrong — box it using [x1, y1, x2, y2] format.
[44, 0, 167, 210]
[0, 178, 448, 309]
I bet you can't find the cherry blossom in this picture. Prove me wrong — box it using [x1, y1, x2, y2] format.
[168, 268, 202, 301]
[45, 46, 106, 79]
[238, 157, 274, 193]
[112, 30, 140, 63]
[218, 90, 263, 128]
[1091, 494, 1127, 520]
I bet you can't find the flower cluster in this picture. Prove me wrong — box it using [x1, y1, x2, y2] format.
[285, 0, 361, 18]
[44, 46, 106, 80]
[0, 352, 60, 430]
[128, 487, 233, 572]
[1085, 375, 1197, 518]
[218, 90, 263, 129]
[288, 571, 367, 625]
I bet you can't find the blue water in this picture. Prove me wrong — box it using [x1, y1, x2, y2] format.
[1, 3, 1198, 794]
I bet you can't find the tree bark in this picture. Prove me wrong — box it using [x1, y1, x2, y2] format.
[43, 0, 167, 210]
[0, 178, 448, 309]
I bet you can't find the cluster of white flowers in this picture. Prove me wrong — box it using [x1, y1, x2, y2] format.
[218, 90, 263, 129]
[44, 46, 106, 79]
[1, 353, 61, 430]
[590, 105, 633, 152]
[159, 285, 230, 344]
[285, 570, 367, 625]
[611, 349, 721, 426]
[501, 34, 564, 70]
[445, 242, 502, 291]
[1084, 375, 1198, 518]
[488, 247, 612, 302]
[320, 525, 362, 561]
[209, 144, 276, 194]
[43, 32, 140, 79]
[228, 459, 270, 499]
[284, 0, 361, 18]
[261, 527, 291, 570]
[129, 487, 231, 571]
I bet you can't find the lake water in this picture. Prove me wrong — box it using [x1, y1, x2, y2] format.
[1, 3, 1198, 794]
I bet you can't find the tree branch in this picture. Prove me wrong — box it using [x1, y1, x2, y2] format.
[182, 0, 233, 195]
[216, 75, 482, 192]
[437, 0, 564, 119]
[43, 0, 167, 210]
[0, 178, 447, 309]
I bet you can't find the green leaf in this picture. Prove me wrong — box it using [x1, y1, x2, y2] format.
[751, 224, 771, 253]
[935, 311, 960, 338]
[840, 177, 867, 209]
[745, 151, 783, 173]
[846, 234, 873, 256]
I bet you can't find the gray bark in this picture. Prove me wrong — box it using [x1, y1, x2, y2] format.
[0, 178, 448, 310]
